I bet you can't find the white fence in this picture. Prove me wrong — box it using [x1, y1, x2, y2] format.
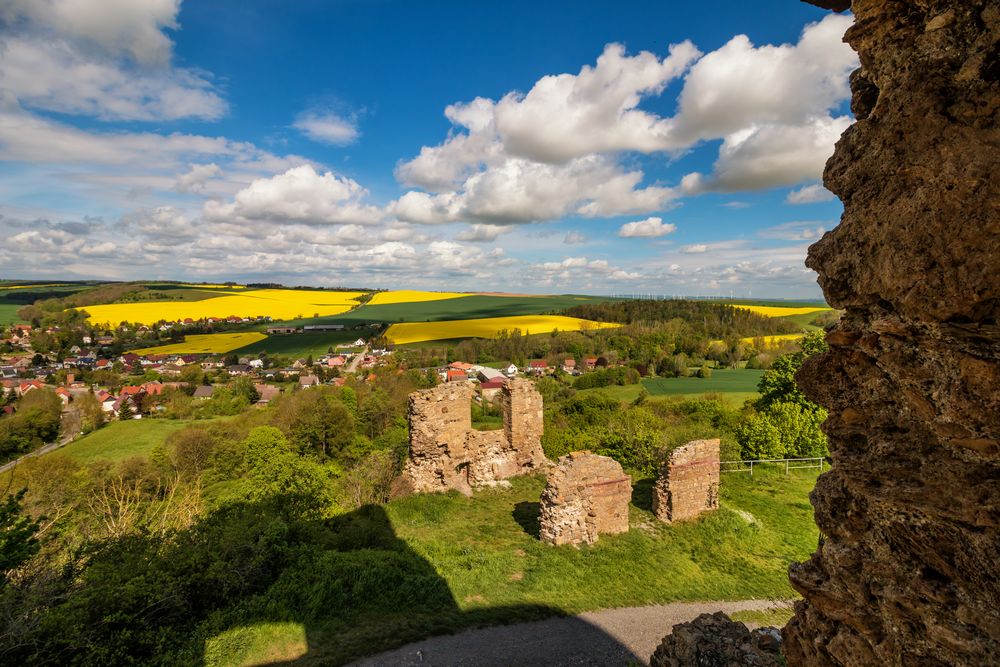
[720, 457, 826, 475]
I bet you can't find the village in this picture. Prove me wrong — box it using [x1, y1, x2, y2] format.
[0, 320, 606, 433]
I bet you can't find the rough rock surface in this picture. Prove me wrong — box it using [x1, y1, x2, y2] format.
[539, 451, 632, 546]
[785, 1, 1000, 665]
[649, 612, 784, 667]
[652, 439, 720, 523]
[400, 378, 548, 495]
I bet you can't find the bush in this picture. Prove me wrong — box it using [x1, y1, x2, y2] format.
[736, 401, 828, 460]
[573, 366, 640, 390]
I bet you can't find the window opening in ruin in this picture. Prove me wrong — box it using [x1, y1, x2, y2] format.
[470, 396, 502, 431]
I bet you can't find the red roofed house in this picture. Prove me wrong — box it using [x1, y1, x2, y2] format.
[141, 382, 165, 396]
[446, 369, 467, 382]
[327, 355, 346, 368]
[17, 380, 45, 396]
[479, 376, 506, 401]
[527, 360, 549, 376]
[54, 387, 72, 405]
[583, 356, 598, 370]
[562, 358, 577, 374]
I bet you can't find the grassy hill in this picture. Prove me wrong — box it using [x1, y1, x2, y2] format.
[201, 468, 818, 665]
[58, 419, 194, 463]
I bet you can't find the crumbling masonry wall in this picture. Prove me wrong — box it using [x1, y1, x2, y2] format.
[539, 451, 632, 546]
[401, 378, 548, 495]
[781, 1, 1000, 665]
[652, 439, 720, 523]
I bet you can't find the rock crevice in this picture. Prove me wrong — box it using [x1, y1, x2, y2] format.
[785, 1, 1000, 664]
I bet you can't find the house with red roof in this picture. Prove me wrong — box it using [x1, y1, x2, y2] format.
[446, 369, 468, 382]
[54, 387, 72, 405]
[479, 376, 506, 401]
[527, 360, 549, 375]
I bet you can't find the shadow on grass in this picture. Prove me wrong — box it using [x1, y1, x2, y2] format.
[631, 478, 655, 513]
[512, 500, 542, 539]
[11, 495, 643, 666]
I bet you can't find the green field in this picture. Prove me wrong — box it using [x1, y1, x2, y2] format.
[643, 369, 764, 395]
[0, 303, 23, 325]
[203, 468, 818, 665]
[576, 369, 763, 403]
[233, 330, 363, 358]
[59, 419, 194, 463]
[276, 294, 615, 328]
[225, 294, 617, 357]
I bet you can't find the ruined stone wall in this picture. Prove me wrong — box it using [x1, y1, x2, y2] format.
[784, 1, 1000, 664]
[652, 439, 720, 523]
[539, 452, 631, 546]
[502, 377, 544, 454]
[401, 378, 548, 495]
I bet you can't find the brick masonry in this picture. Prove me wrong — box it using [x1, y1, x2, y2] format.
[400, 378, 549, 495]
[539, 451, 632, 546]
[652, 438, 720, 523]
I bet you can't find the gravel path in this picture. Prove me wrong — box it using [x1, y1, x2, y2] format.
[350, 599, 791, 667]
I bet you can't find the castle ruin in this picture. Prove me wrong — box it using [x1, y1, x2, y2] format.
[652, 439, 720, 523]
[400, 378, 548, 495]
[539, 451, 632, 546]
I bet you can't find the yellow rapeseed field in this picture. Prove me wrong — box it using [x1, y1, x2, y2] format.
[0, 283, 68, 290]
[132, 332, 267, 355]
[739, 333, 806, 347]
[81, 289, 364, 326]
[384, 315, 619, 345]
[367, 290, 472, 305]
[733, 305, 831, 318]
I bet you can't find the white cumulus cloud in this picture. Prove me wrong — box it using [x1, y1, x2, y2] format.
[618, 216, 676, 238]
[202, 165, 383, 225]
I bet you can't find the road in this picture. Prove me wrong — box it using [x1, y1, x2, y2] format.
[344, 345, 369, 374]
[349, 599, 791, 666]
[0, 429, 76, 475]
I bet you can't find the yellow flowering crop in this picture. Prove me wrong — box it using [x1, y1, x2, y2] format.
[733, 305, 831, 318]
[132, 332, 267, 355]
[367, 290, 472, 305]
[385, 315, 619, 345]
[80, 289, 365, 326]
[739, 333, 806, 346]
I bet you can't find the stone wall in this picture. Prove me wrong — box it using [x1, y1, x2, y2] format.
[784, 1, 1000, 665]
[400, 378, 549, 495]
[539, 451, 632, 546]
[652, 439, 720, 524]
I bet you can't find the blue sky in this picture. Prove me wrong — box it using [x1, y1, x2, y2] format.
[0, 0, 856, 297]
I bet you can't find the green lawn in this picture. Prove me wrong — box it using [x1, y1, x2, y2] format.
[59, 419, 194, 463]
[206, 468, 818, 665]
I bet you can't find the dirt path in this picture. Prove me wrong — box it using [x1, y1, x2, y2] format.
[349, 599, 791, 666]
